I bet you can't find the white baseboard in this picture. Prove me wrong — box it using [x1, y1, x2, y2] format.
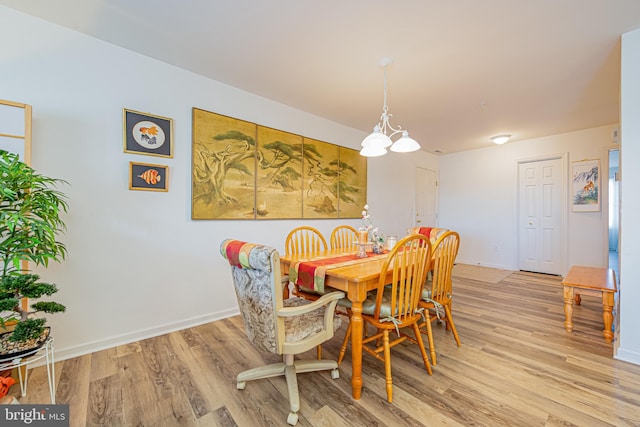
[454, 258, 514, 271]
[31, 308, 240, 367]
[615, 347, 640, 366]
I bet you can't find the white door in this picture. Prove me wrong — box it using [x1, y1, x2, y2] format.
[518, 158, 565, 275]
[415, 167, 438, 227]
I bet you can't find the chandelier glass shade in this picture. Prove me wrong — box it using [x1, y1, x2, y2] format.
[390, 131, 421, 153]
[362, 125, 393, 148]
[360, 143, 388, 157]
[360, 58, 421, 157]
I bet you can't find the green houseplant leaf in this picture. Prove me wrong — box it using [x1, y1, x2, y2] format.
[0, 150, 69, 344]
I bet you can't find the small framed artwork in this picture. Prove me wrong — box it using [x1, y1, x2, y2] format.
[129, 162, 169, 192]
[571, 159, 600, 212]
[123, 108, 173, 158]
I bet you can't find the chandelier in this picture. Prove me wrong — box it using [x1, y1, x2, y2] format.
[360, 58, 421, 157]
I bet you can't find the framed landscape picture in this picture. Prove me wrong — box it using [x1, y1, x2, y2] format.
[571, 159, 600, 212]
[123, 109, 173, 158]
[129, 162, 169, 192]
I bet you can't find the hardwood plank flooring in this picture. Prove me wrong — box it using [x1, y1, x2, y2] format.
[10, 270, 640, 426]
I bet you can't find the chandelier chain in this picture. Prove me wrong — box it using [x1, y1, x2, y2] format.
[360, 57, 420, 156]
[379, 64, 403, 138]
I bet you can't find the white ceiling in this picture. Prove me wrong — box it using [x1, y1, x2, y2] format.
[3, 0, 640, 154]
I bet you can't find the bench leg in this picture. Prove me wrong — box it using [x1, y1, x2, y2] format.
[563, 286, 574, 332]
[602, 291, 614, 342]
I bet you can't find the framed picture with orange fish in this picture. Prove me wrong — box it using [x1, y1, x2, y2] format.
[123, 108, 173, 158]
[129, 162, 169, 192]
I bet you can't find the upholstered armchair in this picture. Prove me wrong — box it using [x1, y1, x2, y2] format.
[220, 239, 345, 426]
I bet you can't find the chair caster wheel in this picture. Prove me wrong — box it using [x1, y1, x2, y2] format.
[331, 368, 340, 380]
[287, 412, 299, 425]
[236, 381, 246, 390]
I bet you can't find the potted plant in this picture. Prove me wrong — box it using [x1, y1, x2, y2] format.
[0, 150, 68, 358]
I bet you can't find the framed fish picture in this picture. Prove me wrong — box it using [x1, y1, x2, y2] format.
[129, 162, 169, 192]
[123, 108, 173, 158]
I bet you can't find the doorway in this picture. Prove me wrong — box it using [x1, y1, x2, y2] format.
[414, 167, 438, 228]
[517, 156, 567, 275]
[608, 149, 620, 279]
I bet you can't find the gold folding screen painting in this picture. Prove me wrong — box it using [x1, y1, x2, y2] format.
[192, 109, 257, 219]
[303, 138, 339, 218]
[256, 126, 303, 219]
[337, 146, 367, 218]
[191, 108, 366, 220]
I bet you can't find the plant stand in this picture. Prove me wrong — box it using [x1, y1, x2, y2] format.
[0, 336, 55, 403]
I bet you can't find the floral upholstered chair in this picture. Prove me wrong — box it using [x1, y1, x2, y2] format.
[220, 239, 344, 426]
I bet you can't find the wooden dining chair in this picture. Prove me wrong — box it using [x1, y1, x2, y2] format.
[284, 226, 330, 359]
[329, 225, 358, 250]
[284, 226, 328, 298]
[418, 230, 461, 366]
[409, 226, 448, 245]
[221, 239, 344, 426]
[337, 233, 433, 403]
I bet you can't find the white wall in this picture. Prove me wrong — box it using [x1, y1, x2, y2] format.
[618, 28, 640, 364]
[366, 151, 439, 239]
[439, 126, 618, 271]
[0, 7, 438, 360]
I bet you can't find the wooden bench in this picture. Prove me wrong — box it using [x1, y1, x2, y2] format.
[561, 266, 617, 342]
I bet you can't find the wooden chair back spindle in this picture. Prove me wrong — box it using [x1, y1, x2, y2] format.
[329, 225, 358, 250]
[285, 226, 327, 256]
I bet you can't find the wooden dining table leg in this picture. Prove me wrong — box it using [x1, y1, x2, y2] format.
[350, 300, 364, 399]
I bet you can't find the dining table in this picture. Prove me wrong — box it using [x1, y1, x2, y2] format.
[280, 248, 393, 400]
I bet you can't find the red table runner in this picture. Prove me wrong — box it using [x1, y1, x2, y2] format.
[417, 227, 433, 238]
[289, 251, 387, 293]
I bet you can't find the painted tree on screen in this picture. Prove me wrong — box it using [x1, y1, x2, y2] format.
[193, 130, 361, 209]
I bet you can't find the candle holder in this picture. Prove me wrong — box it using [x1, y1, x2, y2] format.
[356, 242, 368, 258]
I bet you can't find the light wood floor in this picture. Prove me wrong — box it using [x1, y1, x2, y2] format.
[12, 270, 640, 426]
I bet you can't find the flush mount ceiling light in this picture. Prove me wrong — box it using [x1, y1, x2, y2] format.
[491, 134, 511, 145]
[360, 58, 421, 157]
